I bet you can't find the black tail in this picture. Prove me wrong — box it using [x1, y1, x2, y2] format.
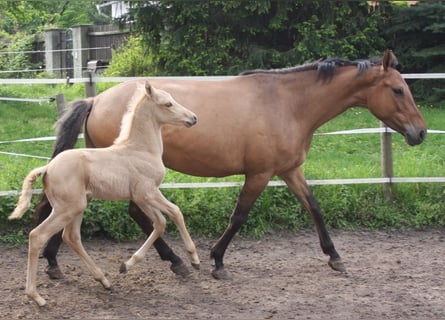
[52, 99, 93, 158]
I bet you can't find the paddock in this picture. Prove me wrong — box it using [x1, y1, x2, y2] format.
[1, 229, 444, 319]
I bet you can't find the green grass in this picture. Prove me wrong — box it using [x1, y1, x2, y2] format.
[0, 83, 444, 242]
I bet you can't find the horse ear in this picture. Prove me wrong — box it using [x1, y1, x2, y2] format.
[145, 81, 152, 96]
[382, 49, 397, 71]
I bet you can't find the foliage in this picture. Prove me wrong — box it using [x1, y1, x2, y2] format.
[0, 0, 110, 34]
[384, 2, 445, 104]
[123, 0, 389, 75]
[0, 32, 36, 78]
[103, 36, 156, 77]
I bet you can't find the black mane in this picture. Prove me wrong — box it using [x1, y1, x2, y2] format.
[240, 57, 388, 82]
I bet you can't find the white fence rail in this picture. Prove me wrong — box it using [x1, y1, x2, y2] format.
[0, 75, 444, 198]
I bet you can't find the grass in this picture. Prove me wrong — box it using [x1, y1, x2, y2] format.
[0, 82, 444, 242]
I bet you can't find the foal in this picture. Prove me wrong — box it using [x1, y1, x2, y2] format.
[9, 81, 200, 306]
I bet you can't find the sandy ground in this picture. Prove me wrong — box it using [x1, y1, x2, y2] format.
[1, 229, 444, 320]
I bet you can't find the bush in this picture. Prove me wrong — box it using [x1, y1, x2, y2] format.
[103, 36, 156, 77]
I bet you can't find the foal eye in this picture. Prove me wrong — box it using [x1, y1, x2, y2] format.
[392, 88, 404, 96]
[165, 102, 172, 108]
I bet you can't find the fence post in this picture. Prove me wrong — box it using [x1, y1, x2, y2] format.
[84, 71, 97, 97]
[55, 93, 66, 117]
[72, 25, 90, 79]
[380, 121, 394, 201]
[44, 29, 66, 78]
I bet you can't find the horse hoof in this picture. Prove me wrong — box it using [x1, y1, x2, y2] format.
[328, 258, 347, 273]
[45, 265, 64, 280]
[170, 262, 191, 277]
[191, 263, 200, 270]
[28, 293, 47, 307]
[119, 262, 128, 274]
[211, 267, 231, 280]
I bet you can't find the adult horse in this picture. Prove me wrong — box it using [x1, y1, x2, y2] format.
[34, 50, 426, 280]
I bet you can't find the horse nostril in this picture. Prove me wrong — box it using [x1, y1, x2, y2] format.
[419, 129, 427, 141]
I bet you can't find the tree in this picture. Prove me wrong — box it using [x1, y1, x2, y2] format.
[384, 2, 445, 103]
[0, 0, 110, 34]
[125, 0, 389, 75]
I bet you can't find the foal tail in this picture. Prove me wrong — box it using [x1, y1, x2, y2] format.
[9, 166, 48, 220]
[52, 98, 94, 158]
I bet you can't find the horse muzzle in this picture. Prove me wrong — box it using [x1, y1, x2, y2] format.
[405, 128, 427, 146]
[185, 115, 198, 128]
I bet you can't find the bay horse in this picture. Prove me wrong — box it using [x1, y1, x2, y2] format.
[9, 82, 200, 306]
[34, 50, 426, 280]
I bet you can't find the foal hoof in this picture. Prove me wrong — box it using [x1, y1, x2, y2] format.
[170, 262, 191, 277]
[45, 265, 64, 280]
[328, 258, 347, 273]
[191, 262, 200, 270]
[211, 267, 231, 280]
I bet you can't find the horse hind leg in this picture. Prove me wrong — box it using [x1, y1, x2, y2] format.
[128, 201, 190, 277]
[62, 213, 111, 289]
[120, 204, 167, 273]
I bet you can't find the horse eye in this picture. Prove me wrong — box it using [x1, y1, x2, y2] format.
[392, 88, 404, 96]
[165, 102, 172, 108]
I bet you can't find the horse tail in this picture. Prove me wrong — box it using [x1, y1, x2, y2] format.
[52, 98, 94, 158]
[9, 166, 48, 220]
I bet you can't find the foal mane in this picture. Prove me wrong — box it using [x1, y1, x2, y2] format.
[113, 84, 147, 145]
[240, 56, 393, 82]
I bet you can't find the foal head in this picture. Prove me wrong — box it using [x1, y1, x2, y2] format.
[144, 81, 197, 128]
[366, 50, 426, 146]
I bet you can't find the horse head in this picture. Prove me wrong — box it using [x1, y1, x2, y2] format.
[145, 81, 198, 128]
[366, 50, 427, 146]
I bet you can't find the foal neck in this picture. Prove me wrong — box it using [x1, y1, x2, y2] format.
[113, 94, 163, 154]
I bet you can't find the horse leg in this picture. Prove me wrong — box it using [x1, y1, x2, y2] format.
[62, 213, 111, 289]
[210, 173, 271, 280]
[128, 201, 189, 276]
[279, 167, 346, 272]
[120, 203, 167, 273]
[26, 208, 73, 307]
[142, 190, 200, 269]
[33, 195, 64, 279]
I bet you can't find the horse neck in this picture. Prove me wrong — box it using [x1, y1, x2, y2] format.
[287, 66, 379, 132]
[114, 100, 164, 155]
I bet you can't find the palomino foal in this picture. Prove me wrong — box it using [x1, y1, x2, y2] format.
[9, 81, 200, 306]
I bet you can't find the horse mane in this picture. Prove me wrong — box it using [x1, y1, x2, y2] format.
[240, 56, 393, 82]
[114, 84, 146, 145]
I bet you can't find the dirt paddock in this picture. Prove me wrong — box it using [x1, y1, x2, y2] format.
[1, 229, 444, 319]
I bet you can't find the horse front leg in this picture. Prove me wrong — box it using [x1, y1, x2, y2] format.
[210, 173, 271, 280]
[279, 167, 346, 273]
[33, 195, 64, 279]
[128, 201, 190, 277]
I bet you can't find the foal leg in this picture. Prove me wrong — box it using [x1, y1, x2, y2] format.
[26, 209, 73, 306]
[62, 214, 111, 289]
[145, 190, 200, 269]
[279, 167, 345, 272]
[120, 204, 167, 273]
[210, 173, 271, 279]
[33, 195, 64, 279]
[128, 202, 189, 276]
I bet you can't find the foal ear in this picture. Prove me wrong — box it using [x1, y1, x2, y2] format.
[145, 81, 152, 97]
[382, 49, 398, 71]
